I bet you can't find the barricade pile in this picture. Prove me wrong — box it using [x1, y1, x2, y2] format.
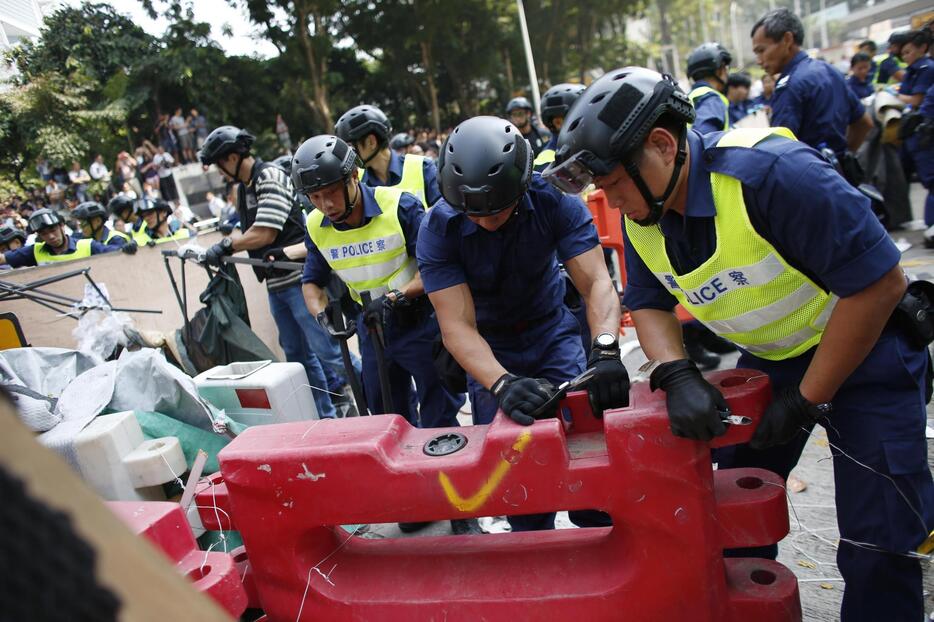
[109, 501, 248, 618]
[196, 368, 801, 621]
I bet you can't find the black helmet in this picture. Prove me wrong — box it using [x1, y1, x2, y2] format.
[108, 195, 136, 218]
[505, 96, 533, 114]
[334, 105, 392, 145]
[28, 208, 62, 233]
[272, 154, 293, 176]
[438, 116, 532, 216]
[540, 83, 586, 132]
[291, 135, 359, 195]
[135, 198, 172, 214]
[687, 42, 732, 81]
[198, 125, 255, 166]
[0, 225, 26, 245]
[390, 132, 415, 150]
[545, 67, 693, 224]
[72, 201, 108, 222]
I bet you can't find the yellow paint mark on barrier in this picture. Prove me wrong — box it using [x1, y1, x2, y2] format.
[438, 430, 532, 512]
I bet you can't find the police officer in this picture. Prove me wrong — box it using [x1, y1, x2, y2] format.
[856, 39, 878, 82]
[292, 135, 477, 535]
[534, 83, 586, 169]
[198, 125, 340, 420]
[725, 72, 753, 125]
[686, 42, 733, 134]
[752, 8, 873, 163]
[108, 195, 145, 240]
[134, 198, 191, 245]
[0, 225, 26, 255]
[0, 208, 117, 267]
[545, 66, 934, 622]
[389, 132, 416, 155]
[418, 116, 630, 532]
[874, 32, 909, 88]
[72, 201, 135, 253]
[847, 53, 875, 100]
[505, 97, 551, 157]
[897, 30, 933, 109]
[904, 84, 934, 228]
[334, 105, 439, 207]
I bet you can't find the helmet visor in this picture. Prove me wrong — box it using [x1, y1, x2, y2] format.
[542, 151, 617, 195]
[29, 212, 59, 233]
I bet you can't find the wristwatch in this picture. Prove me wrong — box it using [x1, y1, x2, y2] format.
[592, 332, 618, 351]
[805, 399, 833, 419]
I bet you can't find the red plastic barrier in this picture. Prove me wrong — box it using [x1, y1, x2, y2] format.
[109, 501, 248, 618]
[198, 369, 801, 621]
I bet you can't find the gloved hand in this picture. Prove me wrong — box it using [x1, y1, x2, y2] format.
[362, 294, 390, 329]
[491, 373, 557, 426]
[218, 222, 235, 235]
[750, 386, 821, 450]
[650, 359, 728, 441]
[120, 240, 138, 255]
[586, 349, 630, 418]
[203, 237, 234, 266]
[266, 247, 288, 263]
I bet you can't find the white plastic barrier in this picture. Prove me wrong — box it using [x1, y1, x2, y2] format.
[193, 361, 318, 427]
[73, 411, 187, 501]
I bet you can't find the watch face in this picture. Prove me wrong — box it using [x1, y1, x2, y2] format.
[595, 333, 616, 348]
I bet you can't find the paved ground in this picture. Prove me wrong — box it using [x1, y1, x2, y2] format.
[356, 183, 934, 619]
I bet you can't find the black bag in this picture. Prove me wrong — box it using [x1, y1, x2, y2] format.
[892, 280, 934, 350]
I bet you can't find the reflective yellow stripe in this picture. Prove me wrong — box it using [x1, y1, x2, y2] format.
[105, 229, 129, 243]
[135, 227, 190, 245]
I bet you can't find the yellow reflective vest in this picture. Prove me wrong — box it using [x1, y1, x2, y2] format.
[306, 186, 417, 305]
[688, 85, 731, 132]
[624, 127, 837, 361]
[360, 155, 429, 208]
[33, 239, 93, 263]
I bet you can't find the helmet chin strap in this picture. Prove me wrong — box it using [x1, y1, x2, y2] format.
[625, 128, 688, 227]
[358, 141, 382, 166]
[331, 179, 359, 224]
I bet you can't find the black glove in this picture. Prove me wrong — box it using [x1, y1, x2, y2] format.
[218, 222, 235, 235]
[203, 237, 234, 266]
[362, 294, 390, 329]
[840, 151, 865, 187]
[266, 247, 288, 263]
[650, 359, 728, 441]
[120, 240, 138, 255]
[750, 386, 821, 450]
[586, 349, 630, 418]
[491, 373, 557, 426]
[315, 309, 356, 339]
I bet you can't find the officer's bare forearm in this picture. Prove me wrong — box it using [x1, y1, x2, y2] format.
[397, 270, 425, 299]
[898, 93, 923, 108]
[565, 245, 620, 339]
[846, 112, 874, 152]
[231, 225, 278, 253]
[631, 308, 687, 363]
[302, 282, 329, 317]
[799, 266, 906, 404]
[282, 243, 307, 260]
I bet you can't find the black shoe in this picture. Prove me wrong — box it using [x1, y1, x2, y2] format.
[450, 518, 485, 535]
[398, 521, 432, 533]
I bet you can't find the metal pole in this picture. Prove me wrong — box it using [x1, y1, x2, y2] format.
[819, 0, 828, 50]
[516, 0, 541, 119]
[730, 2, 743, 69]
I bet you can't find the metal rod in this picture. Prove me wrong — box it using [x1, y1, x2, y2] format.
[81, 271, 114, 309]
[162, 255, 191, 337]
[516, 0, 542, 119]
[221, 255, 305, 271]
[360, 292, 394, 414]
[330, 299, 368, 417]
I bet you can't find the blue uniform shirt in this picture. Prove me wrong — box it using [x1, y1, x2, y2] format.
[920, 82, 934, 118]
[771, 51, 866, 156]
[72, 226, 128, 247]
[847, 75, 874, 99]
[622, 129, 899, 314]
[417, 174, 599, 326]
[900, 57, 934, 99]
[691, 80, 729, 134]
[4, 236, 113, 268]
[302, 184, 425, 287]
[361, 151, 442, 207]
[728, 101, 750, 126]
[877, 55, 901, 84]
